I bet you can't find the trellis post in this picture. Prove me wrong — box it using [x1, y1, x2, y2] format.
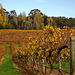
[70, 36, 75, 75]
[42, 58, 46, 73]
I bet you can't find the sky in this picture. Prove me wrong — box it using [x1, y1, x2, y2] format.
[0, 0, 75, 18]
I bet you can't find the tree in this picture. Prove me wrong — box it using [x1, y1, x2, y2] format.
[6, 11, 9, 25]
[18, 12, 27, 29]
[22, 11, 26, 21]
[10, 10, 18, 26]
[43, 14, 48, 26]
[35, 11, 44, 29]
[0, 4, 6, 28]
[8, 10, 18, 29]
[29, 9, 44, 29]
[47, 17, 53, 25]
[29, 9, 43, 17]
[52, 17, 57, 28]
[27, 16, 32, 23]
[10, 10, 17, 16]
[23, 21, 35, 30]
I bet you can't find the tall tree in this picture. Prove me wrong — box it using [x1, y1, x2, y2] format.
[47, 17, 53, 25]
[6, 11, 9, 25]
[27, 16, 32, 23]
[35, 11, 44, 29]
[29, 9, 44, 29]
[18, 12, 26, 29]
[43, 14, 48, 26]
[10, 10, 17, 25]
[22, 11, 26, 21]
[0, 4, 6, 28]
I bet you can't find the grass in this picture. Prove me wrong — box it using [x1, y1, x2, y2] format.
[0, 44, 2, 47]
[0, 44, 21, 75]
[61, 62, 70, 73]
[46, 62, 70, 73]
[15, 44, 20, 49]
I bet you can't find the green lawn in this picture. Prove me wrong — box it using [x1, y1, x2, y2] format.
[0, 44, 21, 75]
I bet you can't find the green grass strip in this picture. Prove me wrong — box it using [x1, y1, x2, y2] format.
[46, 62, 70, 73]
[0, 44, 2, 47]
[61, 62, 70, 73]
[0, 44, 21, 75]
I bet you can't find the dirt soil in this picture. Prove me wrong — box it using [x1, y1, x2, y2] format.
[13, 60, 70, 75]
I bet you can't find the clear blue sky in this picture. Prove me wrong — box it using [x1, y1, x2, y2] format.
[0, 0, 75, 18]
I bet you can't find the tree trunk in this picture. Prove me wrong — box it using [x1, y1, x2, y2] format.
[58, 53, 62, 75]
[58, 53, 61, 70]
[49, 51, 53, 73]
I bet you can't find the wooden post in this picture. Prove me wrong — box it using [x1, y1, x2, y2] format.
[70, 36, 75, 75]
[42, 59, 45, 73]
[41, 36, 46, 73]
[28, 57, 30, 63]
[49, 51, 53, 73]
[58, 53, 61, 75]
[38, 60, 39, 65]
[42, 58, 46, 73]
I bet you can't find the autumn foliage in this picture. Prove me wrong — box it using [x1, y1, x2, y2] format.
[0, 26, 75, 74]
[0, 42, 6, 63]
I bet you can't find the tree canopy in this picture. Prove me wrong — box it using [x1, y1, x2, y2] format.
[0, 4, 75, 29]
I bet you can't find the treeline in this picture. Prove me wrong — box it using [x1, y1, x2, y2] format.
[0, 4, 75, 29]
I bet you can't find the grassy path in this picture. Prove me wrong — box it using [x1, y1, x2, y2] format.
[0, 44, 21, 75]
